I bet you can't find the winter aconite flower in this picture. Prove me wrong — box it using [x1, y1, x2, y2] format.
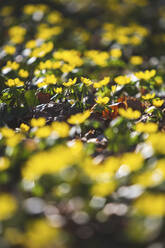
[95, 96, 110, 105]
[134, 193, 165, 217]
[130, 56, 143, 65]
[4, 45, 16, 55]
[31, 118, 46, 127]
[136, 122, 158, 133]
[110, 48, 122, 58]
[51, 122, 70, 138]
[0, 157, 10, 171]
[135, 69, 156, 80]
[20, 123, 30, 132]
[18, 69, 29, 78]
[5, 78, 24, 87]
[114, 75, 131, 85]
[67, 110, 91, 125]
[152, 98, 164, 107]
[142, 93, 155, 100]
[81, 77, 93, 86]
[119, 108, 141, 119]
[0, 194, 17, 220]
[63, 78, 77, 87]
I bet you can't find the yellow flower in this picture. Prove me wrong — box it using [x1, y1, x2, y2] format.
[47, 11, 62, 24]
[31, 118, 46, 127]
[147, 133, 165, 154]
[133, 170, 159, 188]
[35, 126, 51, 138]
[81, 77, 93, 86]
[25, 40, 37, 49]
[67, 110, 91, 125]
[114, 75, 131, 85]
[20, 123, 30, 132]
[4, 45, 16, 55]
[6, 134, 24, 147]
[24, 219, 58, 248]
[142, 92, 155, 100]
[119, 108, 141, 119]
[23, 4, 37, 15]
[120, 152, 144, 172]
[51, 122, 70, 138]
[152, 98, 164, 107]
[155, 76, 163, 85]
[95, 96, 110, 105]
[1, 127, 15, 138]
[53, 50, 83, 67]
[111, 85, 117, 93]
[0, 194, 17, 220]
[31, 42, 54, 58]
[54, 87, 62, 94]
[136, 122, 158, 133]
[4, 61, 19, 70]
[36, 25, 62, 40]
[63, 78, 77, 87]
[93, 82, 102, 88]
[93, 77, 110, 88]
[22, 141, 83, 180]
[40, 74, 57, 86]
[135, 69, 156, 80]
[85, 50, 108, 67]
[133, 159, 165, 188]
[130, 56, 143, 65]
[0, 157, 10, 171]
[61, 64, 75, 73]
[134, 193, 165, 217]
[91, 181, 116, 197]
[9, 26, 26, 44]
[5, 78, 24, 87]
[52, 61, 62, 69]
[39, 60, 53, 70]
[110, 48, 122, 58]
[18, 69, 29, 78]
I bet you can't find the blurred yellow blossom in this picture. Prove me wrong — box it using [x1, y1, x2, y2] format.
[114, 75, 131, 85]
[0, 194, 17, 220]
[136, 122, 158, 133]
[81, 77, 93, 86]
[51, 121, 70, 138]
[152, 98, 164, 107]
[134, 193, 165, 217]
[142, 93, 155, 100]
[135, 69, 156, 81]
[5, 78, 24, 87]
[120, 152, 144, 172]
[35, 126, 51, 138]
[24, 219, 58, 248]
[4, 45, 16, 55]
[67, 110, 91, 125]
[18, 69, 29, 78]
[95, 96, 110, 105]
[119, 108, 141, 119]
[147, 133, 165, 154]
[31, 118, 46, 127]
[91, 181, 116, 197]
[22, 141, 84, 180]
[110, 48, 122, 58]
[63, 78, 77, 87]
[0, 157, 10, 171]
[20, 123, 30, 132]
[130, 56, 143, 65]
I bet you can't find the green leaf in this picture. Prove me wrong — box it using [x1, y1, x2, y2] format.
[25, 90, 37, 108]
